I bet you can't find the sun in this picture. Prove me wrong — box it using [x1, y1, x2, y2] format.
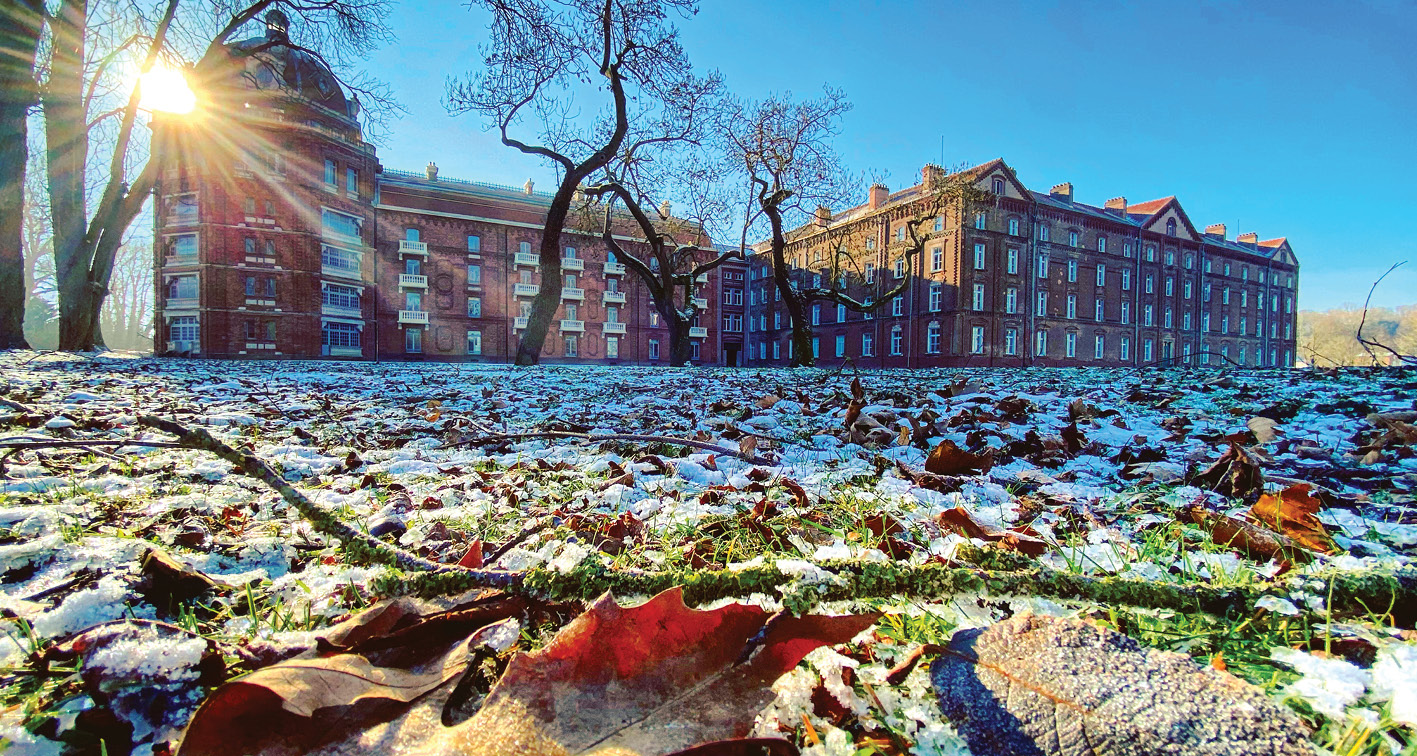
[139, 63, 197, 115]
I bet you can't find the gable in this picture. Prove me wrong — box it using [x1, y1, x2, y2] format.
[1141, 202, 1198, 241]
[1273, 243, 1297, 267]
[972, 159, 1030, 201]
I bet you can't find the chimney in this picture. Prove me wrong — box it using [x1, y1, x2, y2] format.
[659, 200, 672, 218]
[1104, 196, 1127, 213]
[921, 164, 944, 190]
[814, 205, 832, 227]
[523, 179, 535, 195]
[264, 9, 290, 42]
[1237, 232, 1258, 245]
[868, 183, 889, 210]
[1049, 182, 1073, 202]
[425, 162, 438, 181]
[1204, 223, 1227, 239]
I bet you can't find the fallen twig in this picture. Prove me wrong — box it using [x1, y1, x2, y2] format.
[444, 430, 778, 466]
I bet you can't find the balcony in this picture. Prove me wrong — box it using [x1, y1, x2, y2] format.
[695, 274, 708, 284]
[604, 261, 626, 275]
[561, 287, 584, 301]
[398, 310, 428, 325]
[514, 283, 539, 297]
[603, 290, 626, 304]
[691, 297, 708, 309]
[398, 273, 427, 289]
[515, 252, 540, 267]
[689, 327, 708, 338]
[514, 316, 529, 329]
[165, 297, 198, 311]
[323, 231, 362, 249]
[602, 322, 627, 335]
[321, 263, 363, 281]
[321, 304, 362, 319]
[164, 255, 198, 267]
[327, 346, 363, 358]
[398, 239, 428, 256]
[561, 257, 584, 271]
[560, 319, 585, 333]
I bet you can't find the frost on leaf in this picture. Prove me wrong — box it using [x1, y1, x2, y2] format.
[931, 615, 1314, 756]
[432, 586, 878, 756]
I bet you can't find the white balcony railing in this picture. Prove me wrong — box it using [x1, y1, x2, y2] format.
[602, 322, 627, 334]
[604, 261, 626, 275]
[325, 231, 362, 249]
[398, 310, 428, 324]
[321, 304, 362, 318]
[561, 257, 584, 271]
[398, 273, 427, 288]
[399, 239, 428, 255]
[321, 263, 363, 281]
[602, 291, 626, 304]
[691, 297, 708, 309]
[328, 346, 363, 357]
[514, 316, 529, 329]
[514, 283, 539, 297]
[514, 252, 540, 267]
[695, 274, 709, 284]
[560, 319, 585, 333]
[164, 255, 198, 267]
[689, 327, 708, 338]
[561, 287, 585, 300]
[166, 297, 198, 310]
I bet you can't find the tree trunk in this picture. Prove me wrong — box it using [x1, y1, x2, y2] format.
[0, 0, 44, 350]
[664, 285, 691, 366]
[766, 204, 815, 367]
[45, 0, 94, 351]
[515, 180, 578, 366]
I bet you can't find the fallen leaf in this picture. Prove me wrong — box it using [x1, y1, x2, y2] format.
[457, 540, 485, 568]
[937, 507, 1048, 556]
[1247, 417, 1280, 444]
[756, 395, 781, 410]
[1184, 506, 1315, 565]
[1191, 443, 1264, 500]
[738, 435, 758, 458]
[433, 587, 878, 755]
[924, 440, 993, 476]
[1248, 484, 1338, 555]
[140, 548, 227, 607]
[931, 615, 1312, 756]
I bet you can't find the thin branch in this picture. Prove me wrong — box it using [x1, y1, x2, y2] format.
[443, 430, 777, 466]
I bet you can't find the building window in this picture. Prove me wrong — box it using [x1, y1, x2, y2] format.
[929, 283, 942, 312]
[1202, 313, 1211, 332]
[168, 234, 198, 260]
[1004, 328, 1018, 355]
[758, 342, 766, 359]
[966, 324, 981, 355]
[1144, 339, 1154, 362]
[835, 335, 845, 357]
[1145, 245, 1156, 262]
[772, 341, 780, 360]
[811, 338, 820, 358]
[865, 263, 875, 283]
[1122, 269, 1131, 290]
[1066, 332, 1077, 357]
[993, 177, 1005, 194]
[170, 316, 199, 345]
[1183, 312, 1192, 330]
[1144, 305, 1153, 326]
[972, 284, 985, 311]
[1094, 334, 1104, 359]
[1095, 298, 1103, 321]
[812, 305, 820, 325]
[467, 235, 481, 252]
[346, 167, 358, 194]
[1038, 225, 1049, 242]
[1166, 218, 1177, 236]
[324, 159, 337, 188]
[1222, 287, 1230, 305]
[862, 331, 874, 356]
[1145, 275, 1154, 294]
[519, 241, 532, 256]
[934, 215, 944, 232]
[692, 342, 701, 361]
[467, 297, 482, 318]
[1096, 263, 1105, 286]
[168, 275, 198, 300]
[1123, 242, 1133, 258]
[467, 330, 482, 355]
[405, 257, 421, 276]
[1037, 254, 1049, 279]
[1184, 281, 1192, 299]
[1164, 308, 1173, 328]
[321, 321, 359, 351]
[1098, 236, 1107, 254]
[890, 325, 903, 355]
[1066, 295, 1076, 319]
[1008, 218, 1019, 236]
[1165, 249, 1175, 266]
[934, 247, 946, 272]
[1007, 248, 1019, 274]
[1121, 302, 1130, 324]
[405, 328, 422, 354]
[1184, 252, 1194, 269]
[891, 296, 904, 317]
[1121, 336, 1131, 360]
[1006, 287, 1018, 314]
[323, 284, 359, 311]
[1035, 330, 1048, 356]
[564, 246, 577, 259]
[974, 212, 986, 230]
[565, 335, 578, 357]
[468, 264, 482, 285]
[893, 258, 905, 278]
[1068, 230, 1079, 247]
[896, 226, 906, 242]
[773, 312, 781, 329]
[606, 336, 619, 359]
[243, 196, 256, 214]
[837, 303, 846, 321]
[973, 243, 985, 270]
[1067, 259, 1077, 282]
[1036, 291, 1047, 316]
[648, 339, 660, 360]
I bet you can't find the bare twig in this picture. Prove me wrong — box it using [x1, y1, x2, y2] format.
[443, 430, 777, 466]
[1356, 262, 1416, 367]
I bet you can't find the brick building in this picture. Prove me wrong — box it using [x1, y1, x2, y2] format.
[744, 160, 1299, 368]
[153, 13, 741, 365]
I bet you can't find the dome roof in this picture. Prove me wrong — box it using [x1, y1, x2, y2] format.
[228, 11, 360, 121]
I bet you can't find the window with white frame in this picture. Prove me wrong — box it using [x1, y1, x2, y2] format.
[772, 341, 780, 360]
[467, 330, 482, 355]
[1122, 269, 1131, 290]
[862, 331, 874, 356]
[892, 296, 904, 317]
[168, 234, 198, 260]
[1165, 249, 1175, 266]
[405, 327, 422, 353]
[1095, 298, 1104, 321]
[467, 297, 481, 318]
[1067, 259, 1077, 282]
[890, 325, 903, 355]
[863, 297, 873, 319]
[969, 325, 983, 354]
[322, 321, 358, 350]
[1000, 328, 1015, 355]
[835, 335, 845, 357]
[1145, 245, 1156, 262]
[972, 284, 985, 311]
[1145, 275, 1154, 294]
[564, 336, 578, 357]
[1006, 287, 1018, 314]
[1164, 308, 1173, 328]
[1096, 263, 1105, 286]
[974, 212, 986, 230]
[1222, 316, 1229, 334]
[1038, 225, 1049, 242]
[837, 303, 846, 321]
[1222, 287, 1230, 305]
[1165, 277, 1173, 296]
[993, 178, 1005, 194]
[1121, 302, 1130, 324]
[606, 336, 619, 359]
[893, 258, 905, 278]
[1037, 254, 1049, 278]
[1007, 248, 1019, 274]
[811, 305, 820, 325]
[930, 322, 944, 353]
[1120, 336, 1130, 360]
[973, 243, 985, 270]
[1066, 295, 1076, 319]
[324, 159, 337, 187]
[929, 283, 942, 312]
[934, 215, 944, 232]
[649, 339, 660, 360]
[323, 284, 359, 311]
[1183, 311, 1191, 330]
[1066, 332, 1077, 357]
[171, 316, 199, 343]
[1184, 281, 1192, 299]
[1098, 236, 1107, 254]
[1069, 230, 1079, 247]
[865, 263, 875, 283]
[934, 246, 946, 272]
[1143, 339, 1154, 361]
[812, 338, 820, 358]
[773, 312, 781, 330]
[1008, 218, 1019, 236]
[1144, 305, 1153, 326]
[1094, 334, 1104, 359]
[1035, 329, 1048, 356]
[468, 264, 482, 286]
[1036, 291, 1047, 316]
[168, 275, 198, 300]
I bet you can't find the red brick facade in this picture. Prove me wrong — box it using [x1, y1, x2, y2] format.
[745, 162, 1300, 369]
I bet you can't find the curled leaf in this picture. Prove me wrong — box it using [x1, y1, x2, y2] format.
[924, 440, 993, 476]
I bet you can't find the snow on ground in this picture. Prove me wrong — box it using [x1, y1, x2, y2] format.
[1, 352, 1415, 754]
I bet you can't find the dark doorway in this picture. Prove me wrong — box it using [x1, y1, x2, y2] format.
[724, 344, 740, 367]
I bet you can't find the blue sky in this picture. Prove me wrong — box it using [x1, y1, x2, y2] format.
[364, 0, 1416, 311]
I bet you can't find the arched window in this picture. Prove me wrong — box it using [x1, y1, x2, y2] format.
[992, 177, 1005, 195]
[1165, 218, 1177, 237]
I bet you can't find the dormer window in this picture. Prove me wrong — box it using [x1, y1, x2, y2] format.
[1166, 218, 1177, 237]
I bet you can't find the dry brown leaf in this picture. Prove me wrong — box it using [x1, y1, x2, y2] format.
[738, 435, 758, 458]
[924, 440, 993, 476]
[756, 395, 781, 410]
[1248, 484, 1338, 555]
[1247, 417, 1280, 444]
[1183, 506, 1313, 565]
[1191, 443, 1264, 500]
[428, 587, 878, 756]
[936, 507, 1048, 556]
[931, 615, 1312, 756]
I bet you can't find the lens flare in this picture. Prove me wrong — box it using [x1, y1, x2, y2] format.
[139, 64, 197, 114]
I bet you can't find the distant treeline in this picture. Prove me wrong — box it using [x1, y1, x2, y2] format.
[1298, 305, 1417, 366]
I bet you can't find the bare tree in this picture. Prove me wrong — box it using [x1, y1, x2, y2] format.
[586, 151, 738, 365]
[445, 0, 716, 365]
[100, 240, 154, 350]
[41, 0, 394, 351]
[0, 0, 45, 348]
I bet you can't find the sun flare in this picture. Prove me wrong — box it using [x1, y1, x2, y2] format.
[139, 63, 197, 114]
